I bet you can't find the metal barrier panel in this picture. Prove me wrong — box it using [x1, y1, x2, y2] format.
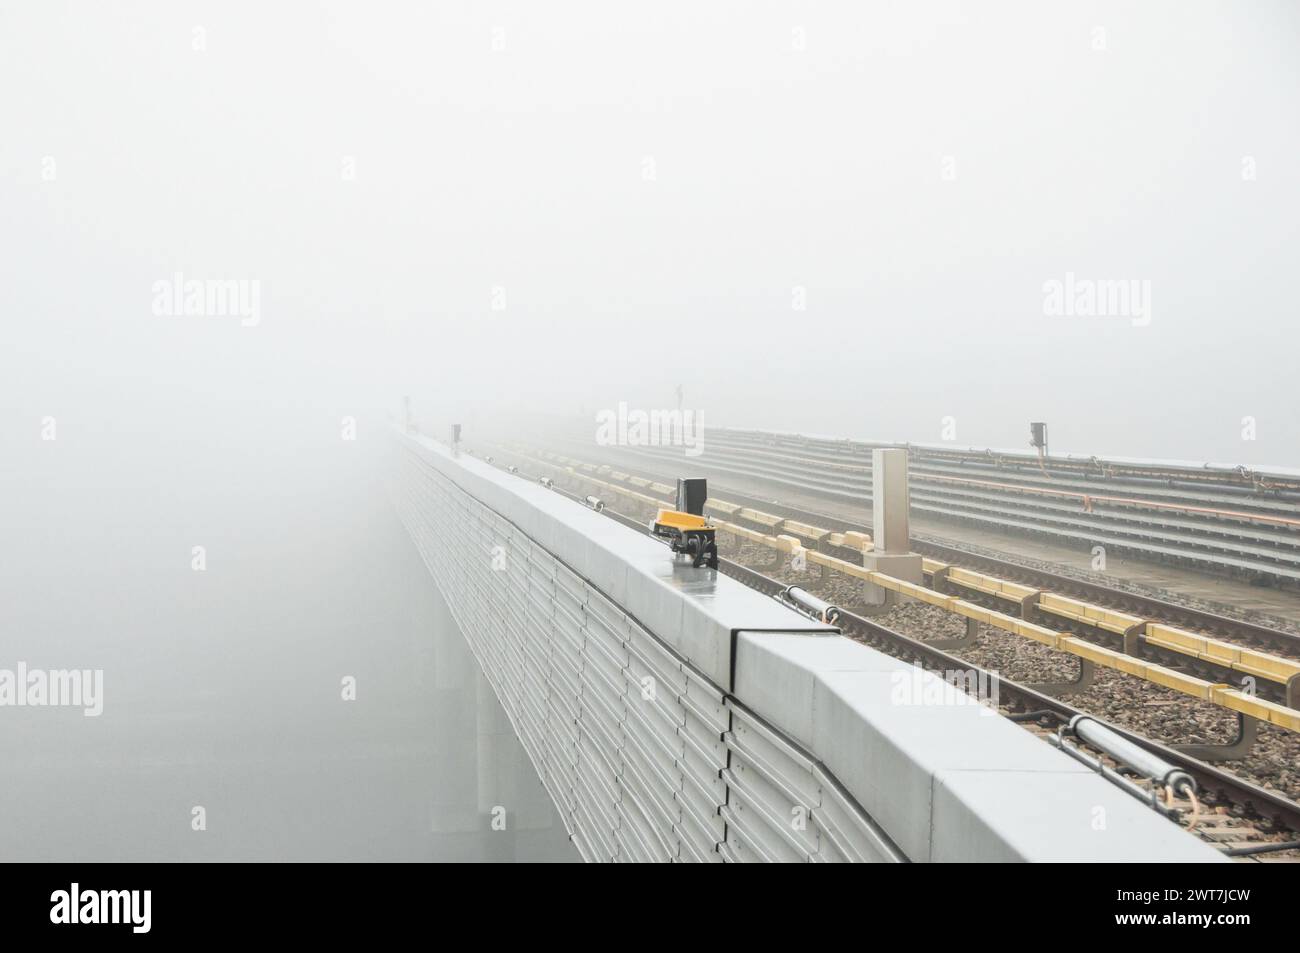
[393, 441, 720, 860]
[389, 433, 903, 862]
[719, 703, 902, 862]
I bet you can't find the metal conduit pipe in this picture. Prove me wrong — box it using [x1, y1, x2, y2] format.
[1047, 736, 1177, 815]
[781, 586, 841, 625]
[1068, 715, 1196, 796]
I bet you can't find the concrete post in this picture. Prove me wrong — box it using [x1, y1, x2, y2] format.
[873, 448, 910, 554]
[862, 448, 924, 609]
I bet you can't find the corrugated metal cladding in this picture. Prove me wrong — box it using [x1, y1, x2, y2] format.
[391, 442, 903, 862]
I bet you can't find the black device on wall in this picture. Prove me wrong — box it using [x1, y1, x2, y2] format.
[676, 478, 708, 516]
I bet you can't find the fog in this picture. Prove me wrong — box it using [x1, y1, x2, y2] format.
[1, 1, 1297, 860]
[0, 405, 578, 860]
[4, 1, 1298, 465]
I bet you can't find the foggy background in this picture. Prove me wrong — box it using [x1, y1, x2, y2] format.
[2, 1, 1298, 466]
[0, 407, 578, 860]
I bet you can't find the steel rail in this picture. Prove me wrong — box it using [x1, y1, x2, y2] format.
[576, 441, 1300, 582]
[709, 427, 1300, 498]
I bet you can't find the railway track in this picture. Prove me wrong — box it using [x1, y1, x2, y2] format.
[508, 444, 1300, 730]
[572, 426, 1300, 588]
[477, 445, 1300, 859]
[529, 437, 1300, 659]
